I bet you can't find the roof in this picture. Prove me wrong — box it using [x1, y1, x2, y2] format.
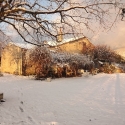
[8, 42, 35, 49]
[46, 36, 86, 46]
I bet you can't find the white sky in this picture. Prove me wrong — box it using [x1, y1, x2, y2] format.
[2, 0, 125, 49]
[91, 20, 125, 49]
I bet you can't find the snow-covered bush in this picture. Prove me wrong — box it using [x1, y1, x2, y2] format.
[49, 51, 94, 77]
[50, 51, 92, 67]
[25, 46, 93, 79]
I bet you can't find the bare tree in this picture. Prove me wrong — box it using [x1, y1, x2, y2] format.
[92, 45, 118, 63]
[27, 46, 51, 78]
[0, 0, 124, 45]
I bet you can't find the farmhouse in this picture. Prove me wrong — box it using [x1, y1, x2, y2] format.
[47, 36, 94, 54]
[1, 36, 94, 76]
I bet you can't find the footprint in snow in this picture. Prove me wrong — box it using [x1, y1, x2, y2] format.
[19, 106, 24, 112]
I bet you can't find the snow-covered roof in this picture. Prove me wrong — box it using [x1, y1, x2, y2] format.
[7, 36, 87, 49]
[8, 42, 35, 49]
[47, 36, 85, 46]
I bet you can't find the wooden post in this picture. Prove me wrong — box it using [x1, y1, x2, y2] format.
[0, 93, 3, 100]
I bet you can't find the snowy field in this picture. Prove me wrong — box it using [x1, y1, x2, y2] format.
[0, 73, 125, 125]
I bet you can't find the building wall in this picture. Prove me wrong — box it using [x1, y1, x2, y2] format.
[1, 43, 23, 75]
[50, 37, 94, 54]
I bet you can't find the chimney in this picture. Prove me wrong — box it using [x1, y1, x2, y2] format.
[57, 27, 63, 42]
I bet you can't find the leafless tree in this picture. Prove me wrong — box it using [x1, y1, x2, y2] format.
[27, 46, 51, 78]
[0, 0, 124, 45]
[92, 45, 118, 63]
[0, 30, 12, 60]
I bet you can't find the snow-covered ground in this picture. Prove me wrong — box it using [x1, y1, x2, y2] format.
[0, 73, 125, 125]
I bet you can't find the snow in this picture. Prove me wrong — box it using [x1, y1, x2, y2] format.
[0, 73, 125, 125]
[47, 36, 85, 46]
[49, 51, 92, 64]
[9, 42, 36, 49]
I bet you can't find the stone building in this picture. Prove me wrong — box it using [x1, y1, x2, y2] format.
[1, 42, 27, 75]
[1, 35, 94, 75]
[48, 36, 94, 54]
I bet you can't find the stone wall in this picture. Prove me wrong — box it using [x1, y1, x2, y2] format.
[1, 43, 23, 75]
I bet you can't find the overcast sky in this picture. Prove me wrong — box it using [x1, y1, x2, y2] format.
[90, 20, 125, 49]
[2, 0, 125, 50]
